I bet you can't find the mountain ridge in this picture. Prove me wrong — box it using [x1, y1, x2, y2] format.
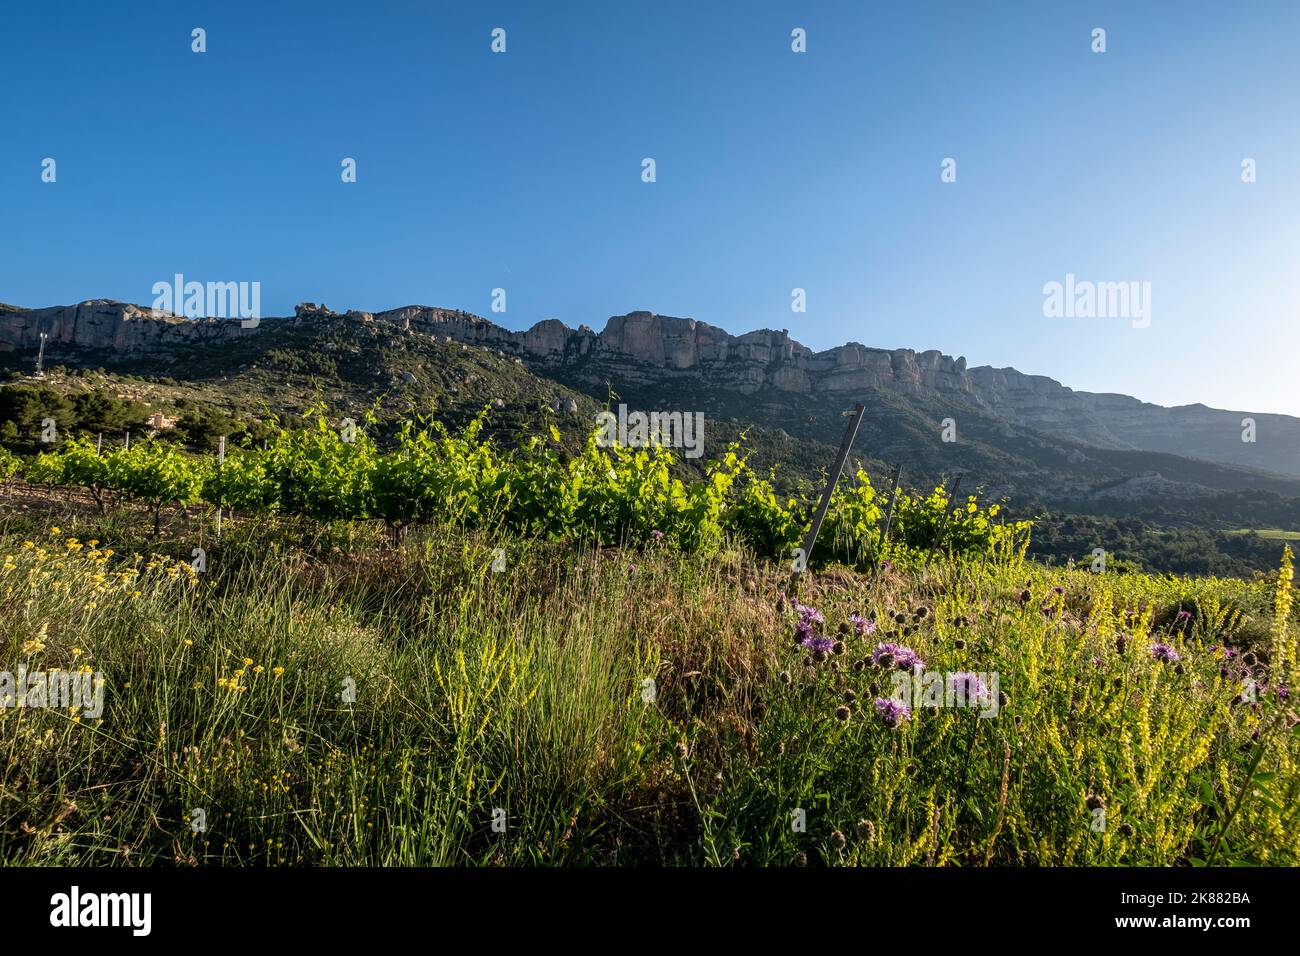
[4, 298, 1299, 479]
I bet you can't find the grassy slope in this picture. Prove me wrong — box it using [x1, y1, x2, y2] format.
[1, 499, 1295, 866]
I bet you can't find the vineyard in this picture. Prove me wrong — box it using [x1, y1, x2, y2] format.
[5, 407, 1030, 566]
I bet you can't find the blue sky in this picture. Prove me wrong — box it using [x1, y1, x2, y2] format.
[3, 1, 1298, 415]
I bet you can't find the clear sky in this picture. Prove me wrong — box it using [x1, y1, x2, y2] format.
[3, 1, 1298, 415]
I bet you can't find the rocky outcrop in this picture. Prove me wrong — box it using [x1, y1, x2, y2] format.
[0, 300, 252, 356]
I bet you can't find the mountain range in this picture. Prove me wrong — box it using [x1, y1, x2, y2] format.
[4, 298, 1300, 520]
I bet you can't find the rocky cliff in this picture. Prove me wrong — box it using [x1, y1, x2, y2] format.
[5, 299, 1299, 477]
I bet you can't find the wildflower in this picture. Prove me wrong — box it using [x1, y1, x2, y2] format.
[794, 619, 814, 645]
[778, 670, 791, 685]
[1086, 794, 1106, 812]
[948, 671, 992, 703]
[675, 741, 689, 760]
[21, 637, 46, 656]
[831, 640, 845, 656]
[849, 613, 876, 637]
[50, 527, 61, 535]
[829, 830, 847, 851]
[793, 602, 824, 626]
[871, 642, 924, 670]
[253, 665, 264, 674]
[880, 560, 893, 572]
[856, 819, 876, 844]
[272, 667, 285, 678]
[650, 529, 664, 542]
[802, 634, 834, 655]
[1175, 609, 1192, 622]
[834, 705, 852, 722]
[1149, 642, 1179, 664]
[873, 697, 911, 728]
[242, 658, 253, 667]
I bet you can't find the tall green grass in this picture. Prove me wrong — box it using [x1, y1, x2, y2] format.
[0, 506, 1295, 866]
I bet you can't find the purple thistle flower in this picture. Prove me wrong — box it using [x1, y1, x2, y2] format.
[881, 560, 893, 572]
[794, 620, 814, 644]
[793, 602, 824, 626]
[1150, 642, 1179, 663]
[650, 529, 664, 542]
[1175, 609, 1192, 622]
[802, 634, 835, 654]
[849, 613, 876, 638]
[1052, 586, 1065, 595]
[872, 642, 925, 671]
[947, 671, 992, 703]
[873, 697, 911, 728]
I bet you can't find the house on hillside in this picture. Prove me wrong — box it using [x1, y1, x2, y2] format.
[145, 411, 180, 432]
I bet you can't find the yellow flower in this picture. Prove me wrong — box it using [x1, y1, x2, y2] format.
[87, 540, 99, 547]
[253, 665, 264, 674]
[183, 639, 193, 647]
[21, 541, 34, 549]
[272, 667, 285, 678]
[70, 647, 82, 658]
[50, 527, 61, 535]
[21, 639, 45, 656]
[242, 658, 253, 667]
